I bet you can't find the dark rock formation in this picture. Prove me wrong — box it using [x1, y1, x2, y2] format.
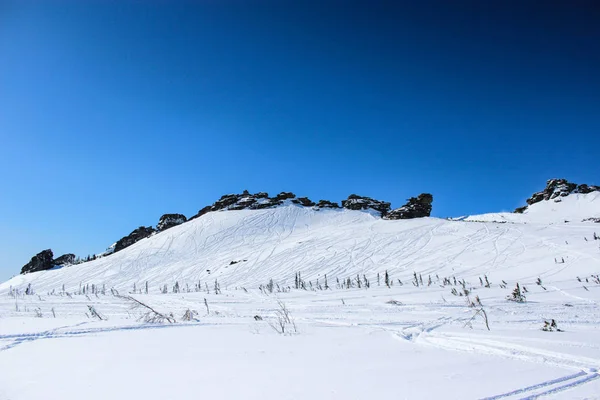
[342, 194, 391, 215]
[190, 191, 319, 218]
[514, 206, 528, 214]
[114, 226, 156, 253]
[53, 253, 76, 266]
[292, 197, 316, 207]
[21, 249, 54, 274]
[385, 193, 433, 220]
[516, 179, 599, 212]
[315, 200, 340, 209]
[157, 213, 187, 231]
[190, 205, 212, 220]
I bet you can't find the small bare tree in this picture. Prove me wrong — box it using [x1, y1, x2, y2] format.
[464, 295, 490, 331]
[268, 300, 297, 335]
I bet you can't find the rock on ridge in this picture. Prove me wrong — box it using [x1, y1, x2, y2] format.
[114, 226, 156, 253]
[191, 191, 330, 219]
[384, 193, 433, 220]
[315, 200, 340, 209]
[21, 249, 54, 274]
[341, 194, 391, 215]
[53, 253, 76, 267]
[157, 214, 187, 231]
[515, 179, 599, 212]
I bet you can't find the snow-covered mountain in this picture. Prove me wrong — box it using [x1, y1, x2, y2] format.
[2, 179, 598, 295]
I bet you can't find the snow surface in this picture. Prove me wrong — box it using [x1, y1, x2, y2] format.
[464, 192, 600, 224]
[1, 195, 600, 399]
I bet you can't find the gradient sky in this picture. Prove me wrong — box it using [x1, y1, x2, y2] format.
[1, 1, 599, 280]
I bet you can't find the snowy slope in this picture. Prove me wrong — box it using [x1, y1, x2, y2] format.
[2, 194, 599, 295]
[463, 192, 600, 224]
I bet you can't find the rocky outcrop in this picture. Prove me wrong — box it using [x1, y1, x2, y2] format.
[21, 249, 54, 274]
[516, 179, 599, 212]
[342, 195, 391, 215]
[190, 191, 318, 218]
[53, 253, 76, 266]
[157, 213, 187, 231]
[315, 200, 340, 209]
[114, 226, 156, 253]
[385, 193, 433, 220]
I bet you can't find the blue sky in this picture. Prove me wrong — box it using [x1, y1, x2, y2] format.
[1, 1, 598, 280]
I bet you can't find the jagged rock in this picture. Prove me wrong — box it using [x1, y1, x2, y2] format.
[190, 205, 212, 220]
[292, 197, 316, 207]
[315, 200, 340, 209]
[21, 249, 54, 274]
[191, 191, 315, 217]
[114, 226, 156, 253]
[274, 192, 296, 201]
[385, 193, 433, 220]
[526, 179, 599, 205]
[517, 179, 599, 212]
[53, 253, 76, 266]
[576, 184, 600, 194]
[342, 194, 391, 215]
[157, 214, 187, 231]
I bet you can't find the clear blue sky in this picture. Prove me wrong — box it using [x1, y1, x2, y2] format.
[1, 1, 598, 280]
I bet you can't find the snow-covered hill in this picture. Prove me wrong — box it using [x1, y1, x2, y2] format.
[2, 182, 600, 400]
[2, 189, 599, 295]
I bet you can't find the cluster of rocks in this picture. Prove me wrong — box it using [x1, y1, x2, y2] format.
[113, 213, 189, 254]
[191, 191, 321, 219]
[20, 250, 76, 274]
[341, 195, 391, 215]
[515, 179, 599, 213]
[384, 194, 434, 220]
[189, 191, 434, 220]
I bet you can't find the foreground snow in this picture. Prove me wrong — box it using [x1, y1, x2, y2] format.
[1, 282, 599, 399]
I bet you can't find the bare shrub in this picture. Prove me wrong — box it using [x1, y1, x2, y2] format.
[87, 305, 106, 320]
[118, 295, 175, 323]
[181, 309, 198, 321]
[268, 300, 297, 335]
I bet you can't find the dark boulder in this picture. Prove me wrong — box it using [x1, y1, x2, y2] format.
[114, 226, 156, 253]
[385, 193, 433, 220]
[53, 253, 76, 266]
[157, 213, 187, 231]
[190, 205, 212, 220]
[274, 192, 296, 201]
[21, 249, 54, 274]
[292, 197, 316, 207]
[342, 194, 391, 215]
